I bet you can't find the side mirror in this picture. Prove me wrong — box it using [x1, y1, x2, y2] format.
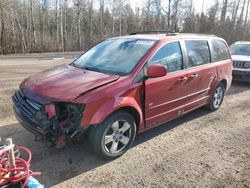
[147, 64, 167, 78]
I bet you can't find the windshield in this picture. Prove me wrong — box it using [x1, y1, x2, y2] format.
[230, 43, 250, 56]
[73, 39, 156, 75]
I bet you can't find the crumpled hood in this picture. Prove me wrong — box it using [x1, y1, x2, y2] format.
[231, 55, 250, 61]
[20, 64, 119, 102]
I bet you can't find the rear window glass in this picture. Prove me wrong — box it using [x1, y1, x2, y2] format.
[185, 40, 211, 67]
[212, 40, 230, 61]
[230, 43, 250, 56]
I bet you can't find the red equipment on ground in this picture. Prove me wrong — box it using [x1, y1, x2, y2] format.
[0, 138, 41, 188]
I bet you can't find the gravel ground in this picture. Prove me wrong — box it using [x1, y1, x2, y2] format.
[0, 58, 249, 188]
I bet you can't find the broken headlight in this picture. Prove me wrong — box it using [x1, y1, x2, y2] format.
[55, 102, 85, 122]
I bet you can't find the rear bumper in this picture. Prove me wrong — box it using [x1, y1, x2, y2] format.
[233, 69, 250, 81]
[13, 105, 48, 137]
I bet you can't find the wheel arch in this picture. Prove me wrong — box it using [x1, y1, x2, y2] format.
[110, 106, 141, 131]
[82, 97, 144, 131]
[220, 79, 227, 90]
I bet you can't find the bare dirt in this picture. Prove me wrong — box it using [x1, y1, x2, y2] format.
[0, 59, 249, 188]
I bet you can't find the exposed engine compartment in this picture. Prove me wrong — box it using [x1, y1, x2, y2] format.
[45, 103, 85, 148]
[12, 90, 86, 148]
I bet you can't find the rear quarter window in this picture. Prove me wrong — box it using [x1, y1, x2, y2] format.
[185, 40, 211, 67]
[211, 39, 230, 62]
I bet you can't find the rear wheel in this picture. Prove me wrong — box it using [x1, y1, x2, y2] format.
[89, 111, 136, 159]
[206, 82, 225, 111]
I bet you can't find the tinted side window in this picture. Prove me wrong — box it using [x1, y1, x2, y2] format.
[185, 40, 211, 67]
[149, 42, 183, 73]
[212, 39, 230, 61]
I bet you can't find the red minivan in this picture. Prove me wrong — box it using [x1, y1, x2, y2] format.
[12, 33, 233, 159]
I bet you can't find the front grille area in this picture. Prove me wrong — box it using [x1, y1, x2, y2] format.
[233, 61, 248, 68]
[12, 91, 42, 118]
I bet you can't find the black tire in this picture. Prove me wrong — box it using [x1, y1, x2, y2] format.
[206, 82, 225, 111]
[88, 111, 137, 159]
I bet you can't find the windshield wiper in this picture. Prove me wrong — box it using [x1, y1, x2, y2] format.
[82, 66, 96, 72]
[71, 63, 95, 71]
[73, 64, 117, 75]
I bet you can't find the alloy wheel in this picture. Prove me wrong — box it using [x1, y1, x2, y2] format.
[213, 86, 224, 109]
[102, 120, 132, 154]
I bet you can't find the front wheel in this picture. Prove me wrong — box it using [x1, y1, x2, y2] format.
[206, 82, 225, 111]
[89, 111, 137, 159]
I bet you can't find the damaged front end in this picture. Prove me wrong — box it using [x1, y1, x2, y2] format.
[12, 90, 86, 148]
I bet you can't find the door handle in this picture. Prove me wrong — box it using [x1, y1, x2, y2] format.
[189, 73, 199, 78]
[178, 76, 188, 81]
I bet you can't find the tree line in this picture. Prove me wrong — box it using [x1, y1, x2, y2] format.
[0, 0, 250, 55]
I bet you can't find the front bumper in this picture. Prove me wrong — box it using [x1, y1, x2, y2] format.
[12, 90, 86, 147]
[12, 90, 50, 137]
[233, 69, 250, 81]
[13, 105, 49, 137]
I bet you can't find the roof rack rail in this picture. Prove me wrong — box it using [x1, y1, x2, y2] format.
[179, 33, 218, 37]
[166, 32, 178, 36]
[130, 30, 177, 35]
[129, 31, 218, 37]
